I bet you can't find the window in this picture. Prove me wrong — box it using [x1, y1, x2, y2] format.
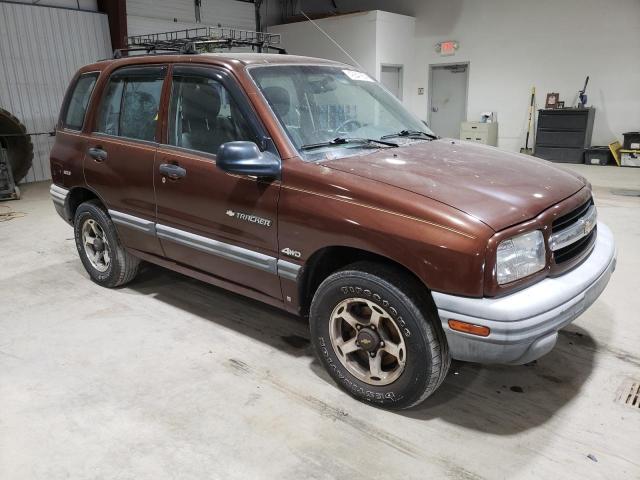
[96, 79, 124, 136]
[62, 73, 98, 130]
[252, 74, 305, 146]
[95, 67, 165, 141]
[168, 75, 254, 155]
[250, 65, 435, 160]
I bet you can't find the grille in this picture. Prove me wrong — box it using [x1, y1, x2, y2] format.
[552, 197, 595, 265]
[552, 198, 593, 231]
[554, 227, 596, 264]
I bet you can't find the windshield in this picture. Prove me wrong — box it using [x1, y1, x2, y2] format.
[249, 65, 436, 160]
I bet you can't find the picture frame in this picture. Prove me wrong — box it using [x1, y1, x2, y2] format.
[557, 101, 565, 109]
[545, 92, 560, 109]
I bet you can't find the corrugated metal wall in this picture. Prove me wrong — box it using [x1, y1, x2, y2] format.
[127, 15, 209, 37]
[0, 1, 255, 183]
[0, 2, 111, 183]
[127, 0, 255, 36]
[5, 0, 98, 12]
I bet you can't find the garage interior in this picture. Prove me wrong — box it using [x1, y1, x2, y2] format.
[1, 1, 639, 479]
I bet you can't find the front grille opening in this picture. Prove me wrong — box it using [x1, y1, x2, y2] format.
[554, 227, 596, 264]
[551, 197, 595, 266]
[552, 198, 593, 232]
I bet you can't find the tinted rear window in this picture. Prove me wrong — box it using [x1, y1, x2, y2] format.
[62, 73, 98, 130]
[95, 66, 165, 142]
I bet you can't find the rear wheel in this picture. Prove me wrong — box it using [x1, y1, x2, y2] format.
[74, 200, 140, 287]
[310, 262, 450, 410]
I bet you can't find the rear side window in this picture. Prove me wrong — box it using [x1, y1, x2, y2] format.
[95, 66, 165, 142]
[62, 73, 98, 130]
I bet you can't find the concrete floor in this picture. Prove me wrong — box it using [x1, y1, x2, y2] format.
[1, 164, 639, 479]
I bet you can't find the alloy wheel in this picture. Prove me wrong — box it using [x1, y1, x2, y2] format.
[82, 218, 111, 272]
[329, 297, 407, 386]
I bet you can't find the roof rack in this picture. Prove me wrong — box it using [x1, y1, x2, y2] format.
[117, 26, 286, 59]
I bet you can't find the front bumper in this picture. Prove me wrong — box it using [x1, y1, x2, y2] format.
[432, 222, 616, 364]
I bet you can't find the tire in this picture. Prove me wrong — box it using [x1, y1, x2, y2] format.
[74, 200, 140, 287]
[0, 108, 33, 183]
[310, 262, 450, 410]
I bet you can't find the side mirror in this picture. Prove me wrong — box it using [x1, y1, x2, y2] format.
[216, 141, 281, 179]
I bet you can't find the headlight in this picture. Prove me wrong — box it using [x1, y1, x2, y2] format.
[496, 230, 546, 284]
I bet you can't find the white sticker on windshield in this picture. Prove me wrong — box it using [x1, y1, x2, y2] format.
[342, 69, 374, 82]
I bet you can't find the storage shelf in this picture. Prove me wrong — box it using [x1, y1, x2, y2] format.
[534, 108, 595, 163]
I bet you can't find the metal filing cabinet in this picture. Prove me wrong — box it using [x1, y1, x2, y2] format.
[534, 108, 595, 163]
[460, 122, 498, 146]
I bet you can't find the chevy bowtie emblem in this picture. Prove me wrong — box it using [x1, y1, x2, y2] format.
[226, 210, 235, 217]
[584, 219, 594, 234]
[360, 338, 371, 345]
[582, 216, 595, 235]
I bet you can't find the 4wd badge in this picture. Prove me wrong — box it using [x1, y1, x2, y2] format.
[226, 210, 272, 227]
[281, 247, 302, 258]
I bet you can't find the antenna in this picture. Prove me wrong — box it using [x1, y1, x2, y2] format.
[299, 10, 364, 71]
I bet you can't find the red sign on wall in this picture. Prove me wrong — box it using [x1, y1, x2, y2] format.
[437, 41, 459, 56]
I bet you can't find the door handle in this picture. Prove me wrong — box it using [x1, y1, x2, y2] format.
[88, 147, 107, 162]
[159, 163, 187, 180]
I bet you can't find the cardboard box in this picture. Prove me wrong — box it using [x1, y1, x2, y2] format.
[620, 149, 640, 167]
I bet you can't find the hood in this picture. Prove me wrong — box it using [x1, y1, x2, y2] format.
[322, 140, 585, 231]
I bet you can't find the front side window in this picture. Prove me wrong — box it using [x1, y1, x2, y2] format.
[95, 68, 165, 141]
[250, 65, 435, 160]
[62, 73, 98, 130]
[167, 74, 254, 155]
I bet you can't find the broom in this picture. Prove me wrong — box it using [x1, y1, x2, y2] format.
[520, 86, 536, 155]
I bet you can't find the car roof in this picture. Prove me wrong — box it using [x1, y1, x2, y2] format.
[81, 52, 350, 74]
[200, 52, 347, 66]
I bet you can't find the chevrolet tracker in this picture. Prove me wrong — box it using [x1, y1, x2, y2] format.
[50, 53, 616, 409]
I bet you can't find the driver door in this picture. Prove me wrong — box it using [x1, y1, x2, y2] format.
[154, 65, 282, 299]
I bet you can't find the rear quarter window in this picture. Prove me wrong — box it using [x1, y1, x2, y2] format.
[62, 72, 99, 131]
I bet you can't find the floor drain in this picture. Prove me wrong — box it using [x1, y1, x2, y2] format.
[610, 188, 640, 197]
[616, 380, 640, 409]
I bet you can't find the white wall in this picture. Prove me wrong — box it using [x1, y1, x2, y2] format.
[374, 11, 415, 99]
[268, 12, 378, 75]
[268, 11, 415, 95]
[268, 0, 640, 151]
[0, 2, 111, 182]
[404, 0, 640, 150]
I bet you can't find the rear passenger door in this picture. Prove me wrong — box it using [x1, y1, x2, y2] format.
[51, 71, 99, 190]
[84, 65, 166, 257]
[154, 65, 282, 299]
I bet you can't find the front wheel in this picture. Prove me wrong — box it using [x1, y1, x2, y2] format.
[310, 262, 450, 410]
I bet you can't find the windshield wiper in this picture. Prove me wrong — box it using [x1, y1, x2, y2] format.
[300, 137, 399, 151]
[380, 130, 438, 141]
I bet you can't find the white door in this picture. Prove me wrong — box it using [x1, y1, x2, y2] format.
[428, 63, 468, 138]
[380, 65, 403, 100]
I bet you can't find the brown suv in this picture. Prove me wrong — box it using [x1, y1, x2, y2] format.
[50, 53, 616, 409]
